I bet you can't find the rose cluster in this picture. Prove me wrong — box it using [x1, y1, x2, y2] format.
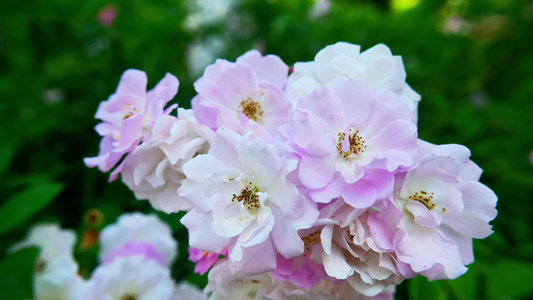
[83, 42, 497, 299]
[11, 213, 205, 299]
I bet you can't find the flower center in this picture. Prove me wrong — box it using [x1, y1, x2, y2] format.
[409, 191, 436, 211]
[35, 259, 46, 274]
[336, 128, 367, 158]
[239, 97, 263, 122]
[123, 103, 140, 120]
[301, 230, 321, 256]
[121, 294, 137, 300]
[232, 185, 261, 216]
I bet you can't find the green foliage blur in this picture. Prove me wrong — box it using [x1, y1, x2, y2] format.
[1, 0, 532, 298]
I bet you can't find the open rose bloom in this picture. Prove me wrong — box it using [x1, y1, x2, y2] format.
[83, 42, 498, 299]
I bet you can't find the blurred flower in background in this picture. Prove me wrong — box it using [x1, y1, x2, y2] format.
[185, 0, 236, 30]
[97, 4, 119, 27]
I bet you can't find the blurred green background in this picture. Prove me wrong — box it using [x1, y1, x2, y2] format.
[1, 0, 532, 299]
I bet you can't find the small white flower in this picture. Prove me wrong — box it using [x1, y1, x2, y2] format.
[173, 282, 207, 300]
[83, 256, 174, 300]
[33, 256, 85, 300]
[10, 224, 76, 260]
[99, 212, 177, 267]
[10, 224, 85, 300]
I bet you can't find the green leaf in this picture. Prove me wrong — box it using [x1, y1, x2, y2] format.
[446, 263, 480, 300]
[0, 144, 14, 177]
[0, 247, 39, 300]
[486, 259, 533, 300]
[407, 275, 448, 300]
[0, 182, 64, 235]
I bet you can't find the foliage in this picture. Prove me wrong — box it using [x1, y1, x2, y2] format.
[1, 0, 532, 298]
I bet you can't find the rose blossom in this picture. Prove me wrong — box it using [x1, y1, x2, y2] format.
[282, 77, 418, 208]
[179, 128, 318, 275]
[189, 247, 228, 275]
[287, 42, 421, 118]
[206, 260, 272, 300]
[172, 281, 207, 300]
[311, 280, 396, 300]
[191, 50, 292, 142]
[102, 240, 167, 267]
[84, 69, 179, 181]
[270, 251, 329, 290]
[318, 200, 410, 296]
[82, 256, 174, 300]
[206, 260, 317, 300]
[391, 140, 498, 280]
[10, 224, 85, 299]
[206, 260, 395, 299]
[99, 212, 177, 267]
[120, 108, 214, 213]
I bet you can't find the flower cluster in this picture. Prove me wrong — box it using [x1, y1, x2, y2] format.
[85, 42, 498, 299]
[11, 213, 205, 300]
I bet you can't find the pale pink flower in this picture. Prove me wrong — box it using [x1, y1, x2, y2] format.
[287, 42, 421, 118]
[179, 128, 318, 275]
[173, 281, 207, 300]
[269, 225, 335, 290]
[10, 224, 76, 259]
[206, 260, 394, 300]
[282, 77, 418, 208]
[189, 247, 228, 275]
[191, 50, 291, 142]
[270, 251, 329, 290]
[84, 69, 179, 181]
[206, 260, 271, 300]
[32, 256, 85, 300]
[120, 108, 214, 213]
[10, 224, 85, 299]
[102, 240, 166, 267]
[392, 140, 497, 280]
[311, 280, 396, 300]
[82, 256, 174, 300]
[99, 212, 177, 267]
[206, 260, 317, 300]
[318, 200, 409, 296]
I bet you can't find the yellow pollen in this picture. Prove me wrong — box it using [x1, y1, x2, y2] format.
[301, 230, 321, 256]
[123, 104, 139, 120]
[35, 259, 46, 274]
[409, 191, 436, 210]
[232, 185, 261, 215]
[239, 97, 263, 122]
[336, 128, 367, 158]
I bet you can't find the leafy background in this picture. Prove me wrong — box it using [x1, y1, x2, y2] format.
[1, 0, 532, 299]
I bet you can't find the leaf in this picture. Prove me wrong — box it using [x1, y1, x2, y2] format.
[0, 182, 64, 235]
[446, 263, 480, 300]
[0, 247, 39, 300]
[486, 259, 533, 300]
[407, 275, 448, 300]
[0, 144, 14, 177]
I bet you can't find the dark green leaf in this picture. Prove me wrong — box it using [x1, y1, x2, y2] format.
[446, 264, 480, 300]
[0, 182, 64, 235]
[0, 144, 14, 177]
[407, 275, 448, 300]
[486, 259, 533, 300]
[0, 247, 39, 300]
